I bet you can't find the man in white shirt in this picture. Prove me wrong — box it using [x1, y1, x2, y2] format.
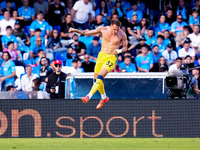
[169, 57, 182, 72]
[61, 59, 83, 73]
[162, 43, 178, 66]
[0, 11, 15, 36]
[71, 59, 83, 73]
[178, 40, 195, 63]
[71, 0, 93, 30]
[187, 25, 200, 55]
[21, 65, 39, 92]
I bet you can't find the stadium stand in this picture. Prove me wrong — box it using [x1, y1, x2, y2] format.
[0, 0, 199, 97]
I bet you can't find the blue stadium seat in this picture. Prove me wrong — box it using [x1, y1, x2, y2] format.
[18, 45, 29, 53]
[55, 52, 67, 65]
[15, 66, 25, 78]
[194, 60, 199, 66]
[32, 67, 40, 76]
[82, 59, 96, 63]
[20, 73, 26, 79]
[54, 25, 61, 33]
[22, 60, 32, 65]
[24, 25, 30, 37]
[66, 59, 73, 67]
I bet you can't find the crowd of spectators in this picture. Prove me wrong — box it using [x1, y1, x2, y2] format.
[0, 0, 200, 94]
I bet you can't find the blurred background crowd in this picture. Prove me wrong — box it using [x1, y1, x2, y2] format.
[0, 0, 200, 93]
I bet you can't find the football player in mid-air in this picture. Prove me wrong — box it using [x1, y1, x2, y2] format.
[69, 20, 127, 109]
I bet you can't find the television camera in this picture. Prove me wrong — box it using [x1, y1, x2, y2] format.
[165, 64, 197, 99]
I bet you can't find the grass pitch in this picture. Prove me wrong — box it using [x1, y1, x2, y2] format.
[0, 138, 199, 150]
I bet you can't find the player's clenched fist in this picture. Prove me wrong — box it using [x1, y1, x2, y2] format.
[69, 27, 75, 33]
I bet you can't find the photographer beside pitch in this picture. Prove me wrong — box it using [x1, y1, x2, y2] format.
[46, 60, 67, 99]
[69, 20, 128, 109]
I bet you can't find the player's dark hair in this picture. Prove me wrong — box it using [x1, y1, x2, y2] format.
[148, 27, 154, 31]
[124, 56, 131, 60]
[2, 51, 11, 59]
[100, 0, 108, 14]
[193, 24, 199, 28]
[25, 64, 32, 68]
[159, 14, 166, 20]
[157, 35, 164, 40]
[64, 13, 71, 18]
[131, 1, 137, 6]
[96, 14, 103, 18]
[166, 7, 173, 12]
[114, 1, 125, 17]
[40, 57, 49, 66]
[185, 55, 192, 60]
[183, 25, 189, 30]
[35, 28, 42, 32]
[153, 45, 159, 49]
[37, 11, 44, 15]
[112, 13, 118, 17]
[177, 14, 183, 19]
[6, 0, 12, 3]
[124, 51, 131, 55]
[6, 25, 12, 30]
[176, 57, 182, 61]
[192, 9, 198, 14]
[7, 41, 14, 47]
[72, 59, 78, 63]
[77, 59, 82, 62]
[111, 20, 121, 27]
[3, 10, 10, 15]
[6, 85, 14, 91]
[32, 78, 41, 91]
[141, 45, 148, 49]
[164, 30, 170, 33]
[38, 49, 44, 53]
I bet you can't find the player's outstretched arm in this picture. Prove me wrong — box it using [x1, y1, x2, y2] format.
[121, 33, 128, 53]
[69, 26, 103, 36]
[115, 32, 128, 54]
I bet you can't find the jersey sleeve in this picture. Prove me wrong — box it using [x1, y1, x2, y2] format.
[138, 11, 143, 21]
[72, 1, 79, 11]
[183, 21, 188, 26]
[89, 3, 93, 14]
[135, 56, 140, 67]
[155, 25, 161, 34]
[171, 22, 176, 32]
[29, 44, 34, 52]
[137, 26, 141, 30]
[190, 49, 195, 57]
[0, 20, 2, 28]
[13, 36, 17, 44]
[42, 44, 46, 52]
[168, 23, 171, 31]
[149, 57, 153, 65]
[30, 21, 35, 31]
[132, 64, 137, 72]
[17, 7, 22, 16]
[86, 43, 92, 55]
[45, 22, 50, 31]
[11, 61, 16, 72]
[126, 10, 131, 20]
[31, 7, 35, 16]
[178, 49, 184, 57]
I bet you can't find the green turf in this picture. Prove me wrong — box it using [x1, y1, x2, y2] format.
[0, 138, 199, 150]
